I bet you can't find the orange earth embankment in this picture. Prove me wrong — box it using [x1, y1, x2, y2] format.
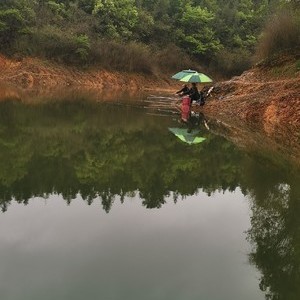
[198, 53, 300, 164]
[0, 55, 173, 96]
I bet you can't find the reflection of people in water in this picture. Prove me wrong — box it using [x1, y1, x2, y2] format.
[176, 94, 209, 132]
[187, 111, 209, 132]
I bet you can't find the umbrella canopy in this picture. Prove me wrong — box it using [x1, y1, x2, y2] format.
[171, 69, 197, 80]
[179, 72, 213, 83]
[169, 128, 206, 145]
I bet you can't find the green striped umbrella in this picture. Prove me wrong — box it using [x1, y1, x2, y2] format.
[179, 72, 213, 83]
[169, 128, 206, 145]
[171, 69, 197, 80]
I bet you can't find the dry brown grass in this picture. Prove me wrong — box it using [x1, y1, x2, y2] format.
[90, 40, 154, 74]
[255, 11, 300, 61]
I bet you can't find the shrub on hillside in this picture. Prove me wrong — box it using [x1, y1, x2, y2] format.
[16, 26, 91, 65]
[154, 45, 197, 73]
[90, 40, 154, 73]
[255, 10, 300, 61]
[212, 48, 252, 78]
[0, 8, 27, 50]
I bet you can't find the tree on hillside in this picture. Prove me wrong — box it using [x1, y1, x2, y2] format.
[77, 0, 97, 14]
[0, 0, 298, 74]
[0, 0, 36, 49]
[92, 0, 138, 39]
[176, 1, 221, 59]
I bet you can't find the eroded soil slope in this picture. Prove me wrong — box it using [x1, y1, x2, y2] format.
[0, 55, 169, 93]
[201, 54, 300, 165]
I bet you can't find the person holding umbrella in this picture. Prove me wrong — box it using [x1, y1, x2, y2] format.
[178, 71, 213, 106]
[171, 69, 213, 122]
[172, 70, 194, 98]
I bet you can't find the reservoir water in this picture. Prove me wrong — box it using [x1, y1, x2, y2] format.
[0, 97, 299, 300]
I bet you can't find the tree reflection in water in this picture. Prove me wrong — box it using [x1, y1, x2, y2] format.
[247, 175, 300, 300]
[0, 100, 300, 299]
[0, 99, 244, 212]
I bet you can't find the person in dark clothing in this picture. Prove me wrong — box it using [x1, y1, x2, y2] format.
[198, 85, 214, 106]
[198, 90, 205, 106]
[175, 84, 190, 96]
[189, 82, 200, 103]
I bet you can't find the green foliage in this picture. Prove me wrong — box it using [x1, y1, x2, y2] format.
[247, 180, 300, 300]
[92, 0, 138, 39]
[74, 34, 91, 62]
[47, 0, 67, 16]
[132, 8, 154, 42]
[177, 4, 221, 58]
[20, 26, 92, 65]
[0, 8, 26, 47]
[77, 0, 97, 14]
[0, 1, 35, 52]
[0, 0, 299, 75]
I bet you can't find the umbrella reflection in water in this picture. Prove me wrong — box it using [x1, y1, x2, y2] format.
[168, 127, 206, 145]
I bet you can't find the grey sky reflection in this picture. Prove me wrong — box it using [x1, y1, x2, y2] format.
[0, 190, 264, 300]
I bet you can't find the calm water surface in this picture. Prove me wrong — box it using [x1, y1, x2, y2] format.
[0, 97, 299, 300]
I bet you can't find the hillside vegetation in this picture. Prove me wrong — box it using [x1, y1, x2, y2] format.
[0, 0, 299, 77]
